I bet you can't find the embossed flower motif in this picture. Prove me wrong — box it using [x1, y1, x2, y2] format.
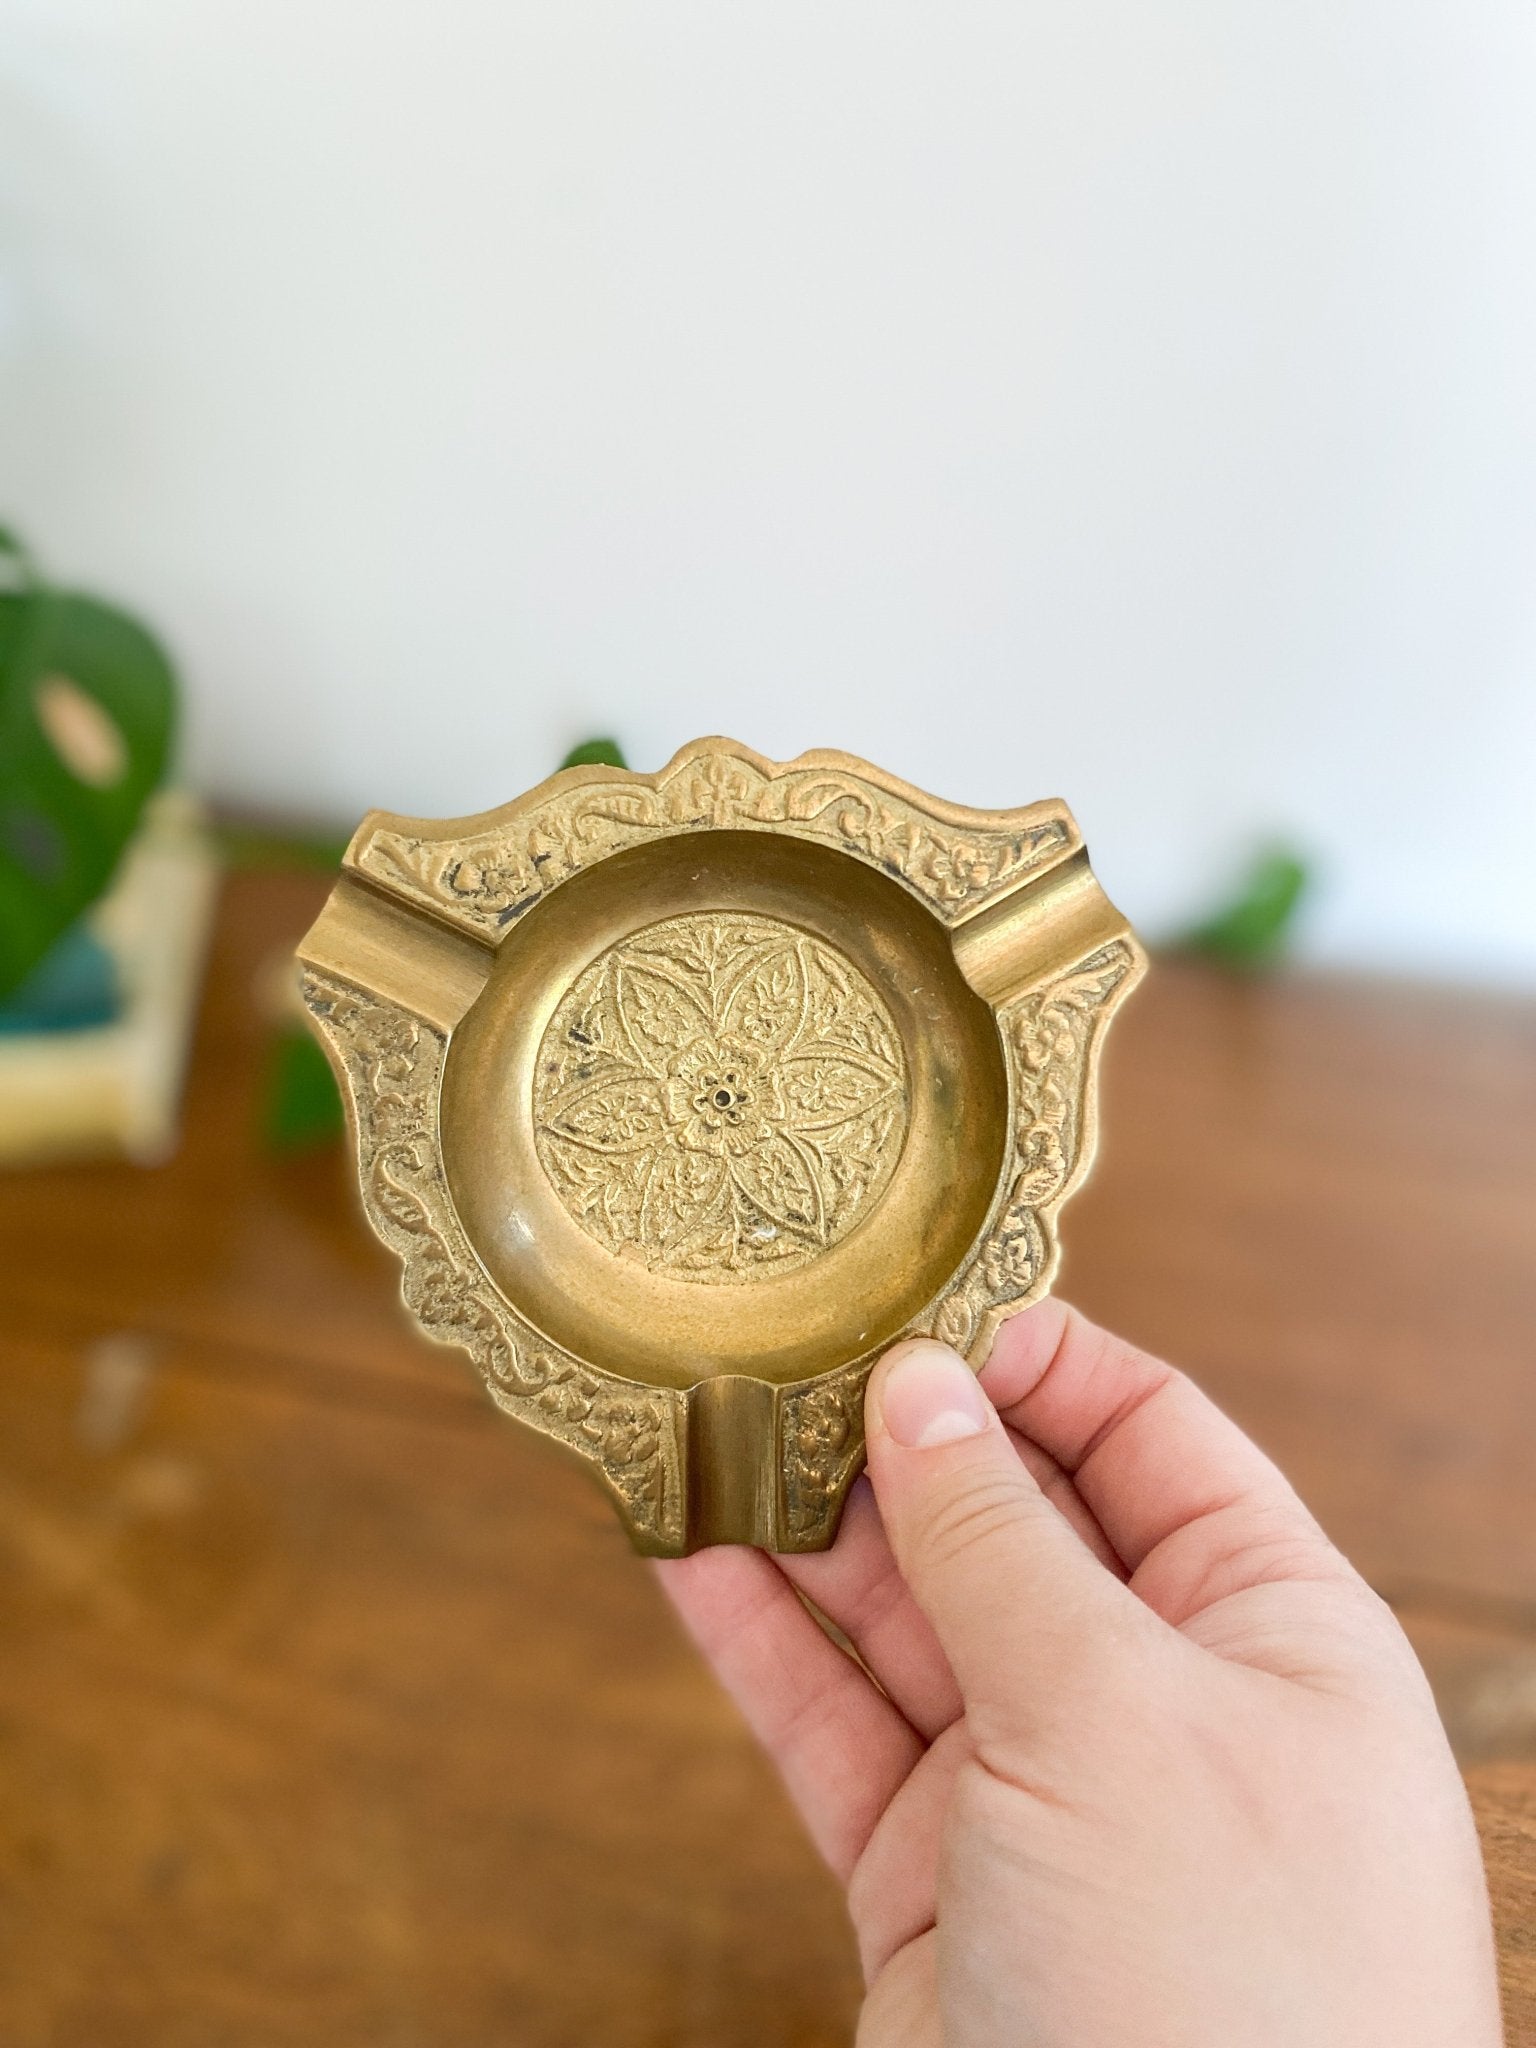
[673, 754, 759, 826]
[661, 1035, 785, 1155]
[916, 837, 1000, 902]
[792, 1382, 854, 1458]
[581, 1399, 661, 1469]
[534, 913, 908, 1280]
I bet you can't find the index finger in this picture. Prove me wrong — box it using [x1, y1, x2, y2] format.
[979, 1299, 1341, 1603]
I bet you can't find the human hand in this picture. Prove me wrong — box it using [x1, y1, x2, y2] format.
[656, 1301, 1501, 2047]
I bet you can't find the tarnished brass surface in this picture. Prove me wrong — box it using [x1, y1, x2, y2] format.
[297, 740, 1144, 1554]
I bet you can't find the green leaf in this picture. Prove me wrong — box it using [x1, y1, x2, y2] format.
[0, 533, 177, 998]
[1180, 846, 1312, 970]
[264, 1026, 347, 1151]
[560, 736, 627, 769]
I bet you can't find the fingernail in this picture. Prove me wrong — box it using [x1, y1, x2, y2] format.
[876, 1340, 991, 1449]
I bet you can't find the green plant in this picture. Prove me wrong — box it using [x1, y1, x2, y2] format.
[0, 527, 177, 999]
[1179, 844, 1312, 969]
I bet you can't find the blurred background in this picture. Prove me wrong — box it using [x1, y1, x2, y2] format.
[3, 0, 1535, 977]
[1, 4, 1535, 2045]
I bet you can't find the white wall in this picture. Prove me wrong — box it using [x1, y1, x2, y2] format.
[2, 0, 1534, 982]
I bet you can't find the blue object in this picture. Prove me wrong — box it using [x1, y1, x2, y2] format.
[0, 920, 120, 1034]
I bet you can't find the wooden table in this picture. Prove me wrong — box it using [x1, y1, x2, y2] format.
[2, 869, 1533, 2044]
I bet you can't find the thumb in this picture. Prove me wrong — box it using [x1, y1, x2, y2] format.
[864, 1338, 1148, 1734]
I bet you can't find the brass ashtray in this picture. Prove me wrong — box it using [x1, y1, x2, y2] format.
[298, 741, 1143, 1554]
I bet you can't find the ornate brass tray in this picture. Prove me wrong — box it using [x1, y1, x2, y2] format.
[297, 740, 1144, 1554]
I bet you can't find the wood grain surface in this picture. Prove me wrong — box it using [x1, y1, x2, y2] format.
[1, 868, 1533, 2044]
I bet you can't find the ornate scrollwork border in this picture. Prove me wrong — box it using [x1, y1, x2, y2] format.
[347, 739, 1077, 942]
[926, 939, 1138, 1354]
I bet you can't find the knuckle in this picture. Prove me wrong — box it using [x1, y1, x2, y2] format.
[905, 1470, 1030, 1580]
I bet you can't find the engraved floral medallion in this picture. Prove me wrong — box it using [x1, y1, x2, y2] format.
[533, 912, 908, 1282]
